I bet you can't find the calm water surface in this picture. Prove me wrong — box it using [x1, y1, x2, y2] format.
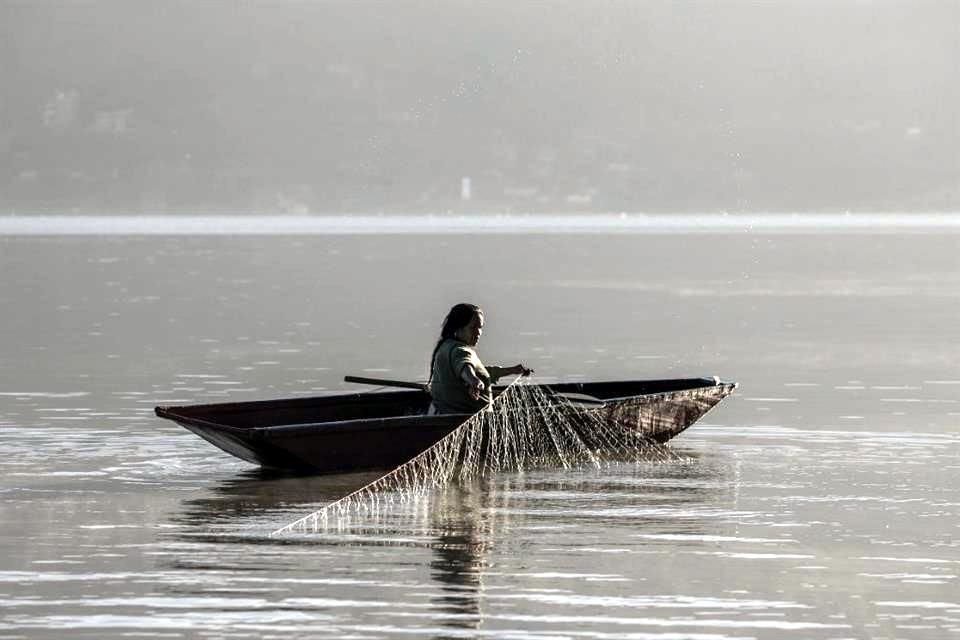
[1, 230, 958, 639]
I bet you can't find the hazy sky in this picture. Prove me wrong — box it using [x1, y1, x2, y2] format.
[2, 0, 958, 213]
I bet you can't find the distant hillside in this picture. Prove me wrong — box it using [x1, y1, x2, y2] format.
[2, 0, 957, 213]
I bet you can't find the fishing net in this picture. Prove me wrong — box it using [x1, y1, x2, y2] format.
[272, 378, 680, 535]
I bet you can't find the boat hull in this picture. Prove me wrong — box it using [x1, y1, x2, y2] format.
[156, 378, 736, 474]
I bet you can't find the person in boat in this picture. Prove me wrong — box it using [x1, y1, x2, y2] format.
[427, 303, 532, 414]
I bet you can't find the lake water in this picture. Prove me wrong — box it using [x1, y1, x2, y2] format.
[1, 220, 958, 639]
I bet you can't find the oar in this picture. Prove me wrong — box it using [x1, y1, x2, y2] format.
[344, 375, 603, 405]
[344, 375, 428, 391]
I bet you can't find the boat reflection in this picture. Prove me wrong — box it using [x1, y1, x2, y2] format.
[166, 447, 729, 638]
[172, 467, 384, 529]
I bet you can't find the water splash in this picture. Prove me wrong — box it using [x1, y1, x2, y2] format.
[272, 379, 679, 535]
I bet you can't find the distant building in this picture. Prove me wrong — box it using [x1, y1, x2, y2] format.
[91, 110, 132, 135]
[41, 90, 79, 129]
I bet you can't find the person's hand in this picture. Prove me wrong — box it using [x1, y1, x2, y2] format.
[468, 379, 485, 400]
[515, 363, 534, 377]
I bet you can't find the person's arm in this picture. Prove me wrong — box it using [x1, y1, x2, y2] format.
[486, 364, 534, 384]
[460, 364, 485, 400]
[450, 345, 488, 400]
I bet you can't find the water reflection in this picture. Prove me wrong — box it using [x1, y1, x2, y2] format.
[428, 485, 489, 638]
[172, 448, 723, 534]
[173, 469, 383, 529]
[163, 453, 730, 638]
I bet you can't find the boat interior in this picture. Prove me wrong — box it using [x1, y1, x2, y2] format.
[155, 377, 722, 431]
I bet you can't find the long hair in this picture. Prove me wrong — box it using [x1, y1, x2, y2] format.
[428, 303, 482, 385]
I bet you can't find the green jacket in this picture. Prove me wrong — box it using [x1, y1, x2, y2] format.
[429, 339, 491, 414]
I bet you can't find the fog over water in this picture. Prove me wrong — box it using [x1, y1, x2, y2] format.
[2, 0, 958, 214]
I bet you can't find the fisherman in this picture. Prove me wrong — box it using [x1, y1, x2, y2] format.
[427, 303, 532, 414]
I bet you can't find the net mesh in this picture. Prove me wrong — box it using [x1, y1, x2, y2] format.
[272, 379, 679, 535]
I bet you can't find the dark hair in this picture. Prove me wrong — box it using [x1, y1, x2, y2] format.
[428, 303, 482, 385]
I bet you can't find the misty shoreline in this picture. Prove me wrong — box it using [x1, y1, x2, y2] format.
[2, 212, 959, 236]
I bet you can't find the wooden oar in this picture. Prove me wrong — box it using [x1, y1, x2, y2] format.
[344, 375, 428, 391]
[344, 375, 604, 405]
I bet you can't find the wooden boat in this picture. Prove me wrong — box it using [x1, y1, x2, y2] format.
[155, 377, 736, 474]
